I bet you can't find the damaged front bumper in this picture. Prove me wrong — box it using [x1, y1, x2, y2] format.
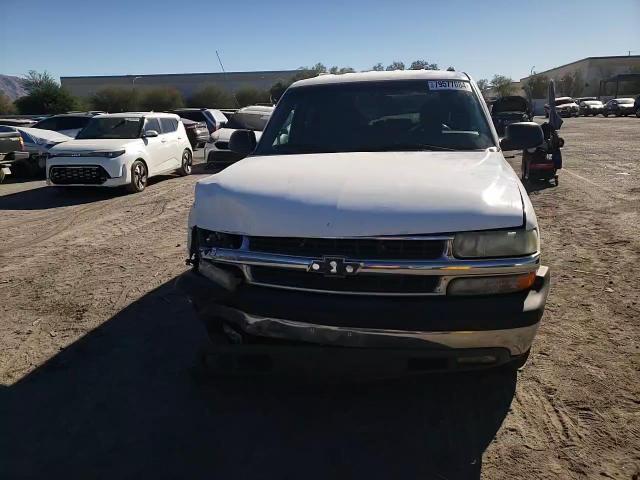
[177, 265, 550, 361]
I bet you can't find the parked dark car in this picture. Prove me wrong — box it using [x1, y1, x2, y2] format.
[181, 118, 210, 149]
[578, 100, 604, 116]
[169, 108, 228, 134]
[603, 98, 636, 117]
[491, 96, 532, 136]
[31, 113, 97, 137]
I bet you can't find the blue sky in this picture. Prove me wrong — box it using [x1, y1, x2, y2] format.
[1, 0, 638, 82]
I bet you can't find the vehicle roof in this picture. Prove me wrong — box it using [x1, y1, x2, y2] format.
[41, 113, 95, 118]
[555, 97, 575, 101]
[290, 69, 470, 88]
[94, 112, 180, 119]
[236, 105, 275, 114]
[613, 97, 634, 101]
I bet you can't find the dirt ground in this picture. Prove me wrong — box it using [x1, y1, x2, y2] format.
[1, 118, 639, 479]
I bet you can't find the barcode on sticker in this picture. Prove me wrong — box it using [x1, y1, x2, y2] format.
[428, 80, 471, 91]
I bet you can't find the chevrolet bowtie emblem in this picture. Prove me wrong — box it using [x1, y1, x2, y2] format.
[309, 257, 360, 276]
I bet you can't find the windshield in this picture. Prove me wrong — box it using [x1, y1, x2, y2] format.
[555, 98, 574, 106]
[226, 112, 271, 131]
[76, 117, 143, 139]
[256, 80, 494, 155]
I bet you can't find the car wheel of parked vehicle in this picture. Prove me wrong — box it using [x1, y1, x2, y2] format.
[127, 160, 148, 193]
[636, 110, 640, 118]
[178, 149, 192, 176]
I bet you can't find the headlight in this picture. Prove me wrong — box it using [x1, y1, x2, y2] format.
[197, 228, 242, 249]
[453, 229, 539, 258]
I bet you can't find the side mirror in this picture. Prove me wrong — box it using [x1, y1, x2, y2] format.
[229, 129, 257, 157]
[143, 130, 159, 138]
[500, 122, 544, 151]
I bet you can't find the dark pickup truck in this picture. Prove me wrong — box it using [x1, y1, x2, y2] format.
[0, 129, 29, 183]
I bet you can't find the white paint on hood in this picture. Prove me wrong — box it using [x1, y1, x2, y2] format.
[190, 151, 526, 237]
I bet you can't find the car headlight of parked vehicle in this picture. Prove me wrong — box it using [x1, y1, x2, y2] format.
[197, 228, 243, 249]
[453, 229, 539, 258]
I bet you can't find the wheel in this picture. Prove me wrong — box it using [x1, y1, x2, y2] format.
[603, 113, 608, 117]
[554, 175, 559, 186]
[126, 160, 148, 193]
[178, 149, 192, 176]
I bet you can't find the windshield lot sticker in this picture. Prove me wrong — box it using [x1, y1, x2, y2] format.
[428, 80, 471, 91]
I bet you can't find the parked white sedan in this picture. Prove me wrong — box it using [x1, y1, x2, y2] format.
[46, 112, 193, 193]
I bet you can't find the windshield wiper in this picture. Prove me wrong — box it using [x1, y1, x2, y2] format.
[365, 143, 457, 152]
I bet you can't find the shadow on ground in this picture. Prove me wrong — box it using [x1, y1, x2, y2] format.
[1, 277, 516, 480]
[0, 167, 212, 210]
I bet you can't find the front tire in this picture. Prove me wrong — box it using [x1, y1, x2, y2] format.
[178, 149, 192, 176]
[126, 160, 148, 193]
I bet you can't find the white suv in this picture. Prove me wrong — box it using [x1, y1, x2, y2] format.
[46, 112, 193, 193]
[184, 70, 550, 372]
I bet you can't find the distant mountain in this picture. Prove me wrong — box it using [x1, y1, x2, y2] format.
[0, 75, 27, 101]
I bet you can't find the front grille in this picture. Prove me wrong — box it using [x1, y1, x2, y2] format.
[49, 166, 110, 185]
[248, 237, 446, 260]
[251, 266, 440, 294]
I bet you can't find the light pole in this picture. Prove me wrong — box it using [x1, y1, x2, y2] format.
[132, 76, 142, 88]
[530, 66, 535, 76]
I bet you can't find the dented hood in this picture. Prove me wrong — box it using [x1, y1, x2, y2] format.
[190, 151, 525, 237]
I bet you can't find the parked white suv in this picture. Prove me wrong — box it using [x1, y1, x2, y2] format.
[183, 70, 550, 373]
[46, 113, 193, 193]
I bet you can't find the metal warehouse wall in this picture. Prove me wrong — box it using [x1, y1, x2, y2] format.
[61, 70, 300, 98]
[520, 56, 640, 97]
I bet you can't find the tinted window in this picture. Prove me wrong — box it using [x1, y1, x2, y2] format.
[256, 80, 494, 155]
[143, 117, 161, 134]
[57, 117, 90, 130]
[226, 112, 270, 131]
[175, 111, 205, 122]
[160, 118, 178, 133]
[33, 118, 59, 130]
[76, 117, 143, 139]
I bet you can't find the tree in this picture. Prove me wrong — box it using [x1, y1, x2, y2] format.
[91, 87, 140, 112]
[0, 92, 16, 114]
[557, 71, 584, 97]
[269, 81, 289, 103]
[14, 70, 78, 114]
[188, 85, 234, 108]
[235, 86, 270, 107]
[386, 61, 405, 71]
[139, 87, 184, 111]
[409, 60, 438, 70]
[490, 74, 515, 98]
[329, 66, 355, 74]
[446, 66, 455, 71]
[311, 63, 327, 74]
[476, 79, 489, 92]
[523, 74, 549, 99]
[372, 63, 384, 71]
